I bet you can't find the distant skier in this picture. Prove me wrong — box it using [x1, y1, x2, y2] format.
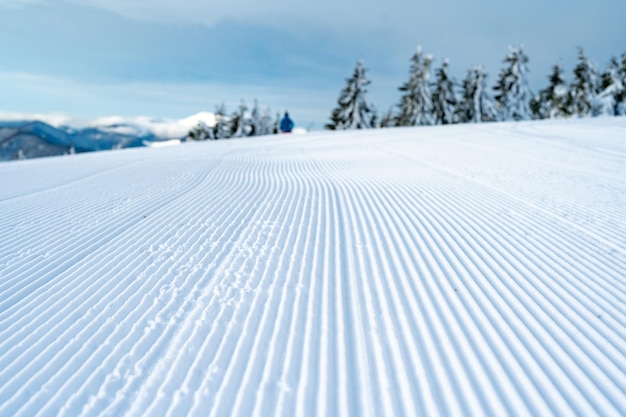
[279, 111, 294, 133]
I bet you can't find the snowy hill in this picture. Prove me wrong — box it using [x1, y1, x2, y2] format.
[1, 118, 625, 416]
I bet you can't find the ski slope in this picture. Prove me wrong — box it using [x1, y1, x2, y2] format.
[1, 118, 625, 417]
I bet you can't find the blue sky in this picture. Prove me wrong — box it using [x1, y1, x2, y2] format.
[1, 0, 624, 129]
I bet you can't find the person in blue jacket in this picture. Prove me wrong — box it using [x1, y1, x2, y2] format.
[279, 111, 294, 133]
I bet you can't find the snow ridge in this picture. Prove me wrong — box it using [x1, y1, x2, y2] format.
[0, 119, 625, 416]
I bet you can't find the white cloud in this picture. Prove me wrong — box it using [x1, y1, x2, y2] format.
[0, 110, 82, 126]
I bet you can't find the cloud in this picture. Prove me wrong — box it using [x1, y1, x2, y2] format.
[0, 110, 81, 127]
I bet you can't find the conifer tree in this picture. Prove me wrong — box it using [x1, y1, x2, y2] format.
[379, 107, 395, 128]
[395, 46, 434, 126]
[569, 48, 599, 117]
[213, 103, 230, 139]
[187, 121, 214, 141]
[326, 60, 376, 130]
[531, 64, 571, 119]
[620, 52, 626, 115]
[456, 66, 496, 123]
[370, 110, 379, 130]
[229, 113, 241, 138]
[597, 57, 625, 116]
[258, 107, 273, 136]
[272, 112, 281, 134]
[231, 100, 248, 137]
[248, 100, 261, 136]
[493, 45, 534, 121]
[431, 59, 457, 124]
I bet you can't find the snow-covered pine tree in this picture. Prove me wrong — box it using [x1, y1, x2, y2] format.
[456, 66, 496, 123]
[231, 100, 248, 137]
[379, 107, 395, 128]
[248, 100, 261, 136]
[213, 103, 230, 139]
[493, 45, 534, 121]
[569, 48, 599, 117]
[242, 99, 272, 136]
[326, 108, 342, 130]
[272, 112, 281, 134]
[229, 113, 241, 138]
[596, 57, 625, 116]
[187, 121, 214, 141]
[395, 46, 434, 126]
[531, 64, 571, 119]
[432, 59, 457, 125]
[258, 107, 273, 136]
[326, 60, 376, 130]
[620, 52, 626, 115]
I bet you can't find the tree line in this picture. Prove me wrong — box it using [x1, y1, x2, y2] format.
[187, 100, 282, 140]
[326, 46, 626, 130]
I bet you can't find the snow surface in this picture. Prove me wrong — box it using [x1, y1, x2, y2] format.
[1, 118, 625, 416]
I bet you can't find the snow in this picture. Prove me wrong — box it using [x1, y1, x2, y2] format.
[177, 112, 217, 128]
[1, 118, 625, 416]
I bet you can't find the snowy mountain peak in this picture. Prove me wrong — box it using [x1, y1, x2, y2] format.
[178, 111, 216, 128]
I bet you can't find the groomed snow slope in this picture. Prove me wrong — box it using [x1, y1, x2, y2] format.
[1, 119, 625, 417]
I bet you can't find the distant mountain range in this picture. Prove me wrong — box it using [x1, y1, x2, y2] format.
[0, 112, 216, 161]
